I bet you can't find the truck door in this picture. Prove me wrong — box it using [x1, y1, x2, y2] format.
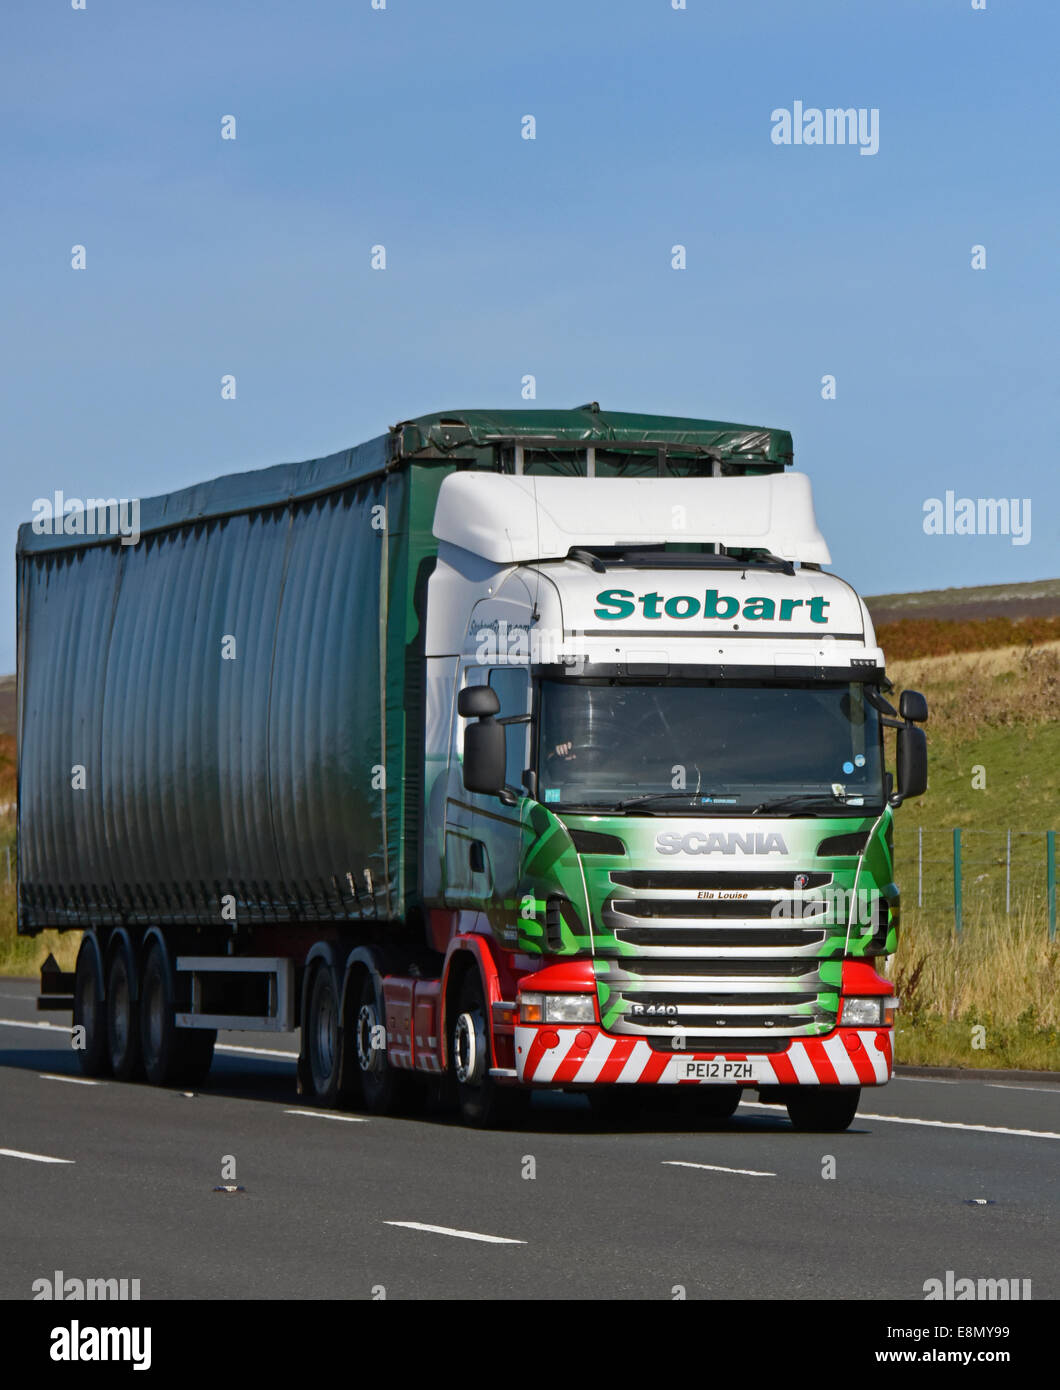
[443, 665, 530, 940]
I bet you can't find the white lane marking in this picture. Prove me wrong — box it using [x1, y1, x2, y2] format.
[895, 1076, 958, 1085]
[0, 1017, 72, 1033]
[216, 1043, 298, 1059]
[663, 1160, 775, 1178]
[41, 1073, 102, 1086]
[0, 991, 39, 1000]
[0, 1019, 297, 1058]
[740, 1100, 1060, 1139]
[284, 1109, 367, 1123]
[0, 1147, 74, 1164]
[385, 1221, 525, 1245]
[987, 1084, 1060, 1095]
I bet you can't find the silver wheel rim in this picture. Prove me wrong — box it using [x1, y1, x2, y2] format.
[357, 1001, 381, 1073]
[453, 1010, 481, 1085]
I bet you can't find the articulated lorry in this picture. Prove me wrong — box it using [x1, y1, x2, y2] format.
[17, 405, 928, 1131]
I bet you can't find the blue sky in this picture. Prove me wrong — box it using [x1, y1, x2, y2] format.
[2, 0, 1057, 670]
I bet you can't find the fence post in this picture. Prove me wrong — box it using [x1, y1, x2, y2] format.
[1005, 829, 1011, 916]
[953, 828, 962, 934]
[1048, 831, 1056, 943]
[917, 826, 922, 908]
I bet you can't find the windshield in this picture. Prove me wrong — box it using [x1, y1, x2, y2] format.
[537, 680, 884, 814]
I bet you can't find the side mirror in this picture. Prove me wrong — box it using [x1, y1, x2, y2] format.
[458, 685, 500, 719]
[463, 718, 506, 795]
[894, 723, 928, 803]
[899, 689, 928, 723]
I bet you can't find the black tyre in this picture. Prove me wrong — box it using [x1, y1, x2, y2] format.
[140, 941, 215, 1088]
[106, 937, 143, 1081]
[305, 963, 342, 1106]
[449, 973, 517, 1128]
[73, 938, 110, 1077]
[351, 970, 417, 1115]
[785, 1086, 861, 1133]
[681, 1085, 742, 1123]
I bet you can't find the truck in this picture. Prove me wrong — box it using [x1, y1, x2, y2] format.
[16, 404, 928, 1131]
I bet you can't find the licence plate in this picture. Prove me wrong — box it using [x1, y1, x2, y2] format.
[676, 1058, 756, 1082]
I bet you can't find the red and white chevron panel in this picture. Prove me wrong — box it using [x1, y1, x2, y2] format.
[514, 1025, 892, 1086]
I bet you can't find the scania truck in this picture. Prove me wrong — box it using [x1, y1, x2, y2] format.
[17, 405, 927, 1131]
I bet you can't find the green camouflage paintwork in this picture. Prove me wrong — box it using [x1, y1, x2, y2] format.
[440, 794, 897, 1046]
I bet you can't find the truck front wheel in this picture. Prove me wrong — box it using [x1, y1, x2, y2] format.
[449, 974, 519, 1129]
[784, 1086, 861, 1132]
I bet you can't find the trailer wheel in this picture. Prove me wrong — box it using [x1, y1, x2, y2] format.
[73, 938, 109, 1077]
[352, 971, 417, 1114]
[105, 937, 143, 1081]
[306, 963, 342, 1107]
[449, 973, 517, 1129]
[140, 941, 215, 1088]
[784, 1086, 861, 1132]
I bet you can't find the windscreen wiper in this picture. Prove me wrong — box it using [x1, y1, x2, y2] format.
[750, 793, 853, 816]
[615, 791, 732, 810]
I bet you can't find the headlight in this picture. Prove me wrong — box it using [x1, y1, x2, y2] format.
[519, 992, 596, 1024]
[840, 996, 886, 1026]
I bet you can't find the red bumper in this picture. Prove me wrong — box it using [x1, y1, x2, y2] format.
[514, 1023, 893, 1087]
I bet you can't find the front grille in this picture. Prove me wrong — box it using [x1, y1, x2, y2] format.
[600, 865, 843, 1049]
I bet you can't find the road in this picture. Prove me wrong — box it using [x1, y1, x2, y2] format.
[1, 978, 1056, 1301]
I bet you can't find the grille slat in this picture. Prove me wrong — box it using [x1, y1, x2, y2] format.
[609, 870, 832, 890]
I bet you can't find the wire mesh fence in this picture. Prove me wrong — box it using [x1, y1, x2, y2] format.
[895, 828, 1057, 937]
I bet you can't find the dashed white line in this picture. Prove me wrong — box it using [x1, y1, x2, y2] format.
[895, 1076, 958, 1086]
[284, 1109, 367, 1123]
[740, 1100, 1060, 1139]
[385, 1221, 526, 1245]
[40, 1073, 102, 1086]
[216, 1043, 298, 1059]
[663, 1160, 776, 1177]
[0, 1147, 74, 1164]
[0, 1017, 71, 1033]
[987, 1084, 1060, 1095]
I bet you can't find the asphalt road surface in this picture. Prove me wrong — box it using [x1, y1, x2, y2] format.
[1, 978, 1056, 1301]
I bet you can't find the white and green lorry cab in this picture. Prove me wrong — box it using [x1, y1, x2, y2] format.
[421, 431, 927, 1131]
[19, 406, 926, 1132]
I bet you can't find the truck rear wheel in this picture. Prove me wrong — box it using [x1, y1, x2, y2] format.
[140, 941, 215, 1088]
[73, 938, 109, 1077]
[106, 937, 143, 1081]
[784, 1086, 861, 1132]
[352, 970, 417, 1114]
[305, 963, 342, 1106]
[449, 973, 517, 1129]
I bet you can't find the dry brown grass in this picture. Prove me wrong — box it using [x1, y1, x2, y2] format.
[887, 642, 1060, 744]
[877, 616, 1060, 660]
